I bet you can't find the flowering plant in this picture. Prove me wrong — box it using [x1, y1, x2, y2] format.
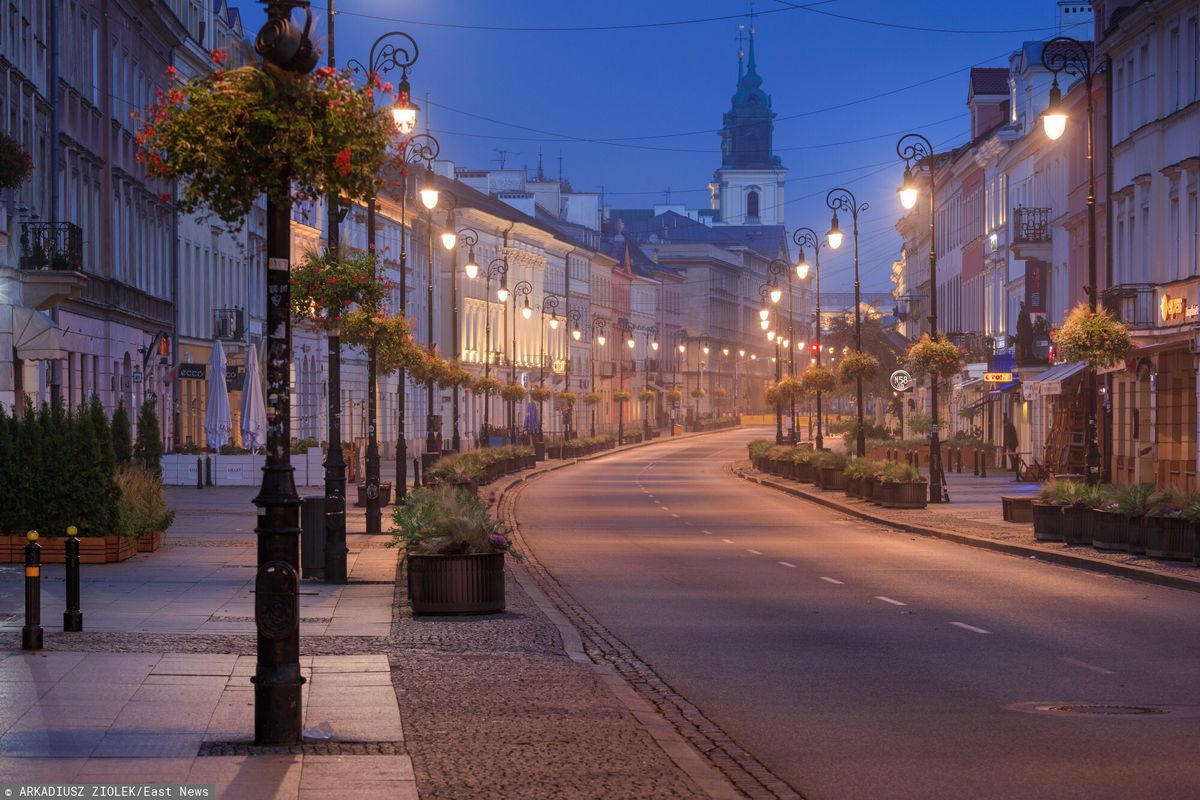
[291, 250, 388, 327]
[665, 388, 683, 403]
[438, 364, 472, 389]
[529, 385, 553, 402]
[838, 351, 879, 384]
[768, 375, 802, 404]
[638, 389, 656, 403]
[0, 131, 32, 191]
[690, 387, 707, 399]
[1053, 304, 1131, 368]
[613, 389, 632, 403]
[583, 391, 603, 406]
[134, 63, 392, 225]
[391, 484, 518, 558]
[339, 310, 415, 373]
[713, 386, 728, 399]
[801, 365, 836, 393]
[907, 334, 965, 379]
[500, 382, 528, 403]
[471, 375, 502, 396]
[557, 391, 577, 405]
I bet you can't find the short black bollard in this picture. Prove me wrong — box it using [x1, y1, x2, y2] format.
[63, 525, 83, 632]
[205, 455, 213, 486]
[22, 531, 43, 651]
[973, 449, 980, 476]
[196, 457, 204, 489]
[413, 457, 421, 488]
[979, 450, 987, 478]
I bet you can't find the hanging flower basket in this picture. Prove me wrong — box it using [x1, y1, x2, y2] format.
[838, 351, 879, 384]
[801, 365, 836, 393]
[437, 363, 472, 389]
[907, 334, 965, 379]
[769, 375, 802, 404]
[1053, 304, 1132, 369]
[613, 390, 632, 403]
[665, 388, 683, 404]
[638, 389, 656, 403]
[0, 131, 33, 191]
[691, 387, 707, 399]
[339, 309, 415, 373]
[471, 376, 502, 396]
[291, 250, 389, 328]
[713, 386, 728, 399]
[500, 382, 528, 403]
[529, 385, 553, 403]
[583, 391, 603, 406]
[557, 391, 577, 406]
[135, 63, 392, 225]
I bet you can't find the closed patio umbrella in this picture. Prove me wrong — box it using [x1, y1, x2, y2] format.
[240, 342, 267, 453]
[204, 339, 232, 450]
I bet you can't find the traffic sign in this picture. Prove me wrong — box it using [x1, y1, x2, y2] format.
[890, 370, 913, 392]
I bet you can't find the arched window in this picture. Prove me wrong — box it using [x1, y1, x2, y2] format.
[746, 190, 760, 220]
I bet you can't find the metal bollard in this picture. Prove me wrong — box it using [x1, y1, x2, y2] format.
[205, 455, 213, 486]
[196, 457, 204, 489]
[63, 525, 83, 632]
[973, 449, 980, 476]
[979, 450, 987, 478]
[22, 531, 43, 651]
[413, 457, 421, 488]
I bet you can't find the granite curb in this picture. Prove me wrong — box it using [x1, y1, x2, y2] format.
[731, 465, 1200, 596]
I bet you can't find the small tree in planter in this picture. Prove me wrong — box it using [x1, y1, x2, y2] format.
[838, 351, 879, 385]
[1053, 304, 1132, 368]
[801, 365, 836, 394]
[111, 401, 133, 466]
[133, 400, 164, 478]
[0, 131, 33, 191]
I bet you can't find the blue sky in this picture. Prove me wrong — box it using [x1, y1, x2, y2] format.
[242, 1, 1092, 292]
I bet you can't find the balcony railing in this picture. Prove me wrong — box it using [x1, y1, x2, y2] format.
[1101, 284, 1156, 329]
[19, 222, 84, 272]
[1012, 207, 1051, 245]
[212, 307, 245, 341]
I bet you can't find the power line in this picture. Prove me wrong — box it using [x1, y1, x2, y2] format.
[771, 0, 1072, 35]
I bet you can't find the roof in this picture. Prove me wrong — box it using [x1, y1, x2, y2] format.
[608, 210, 788, 260]
[969, 67, 1009, 96]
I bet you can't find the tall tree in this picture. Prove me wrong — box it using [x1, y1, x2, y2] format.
[134, 400, 164, 477]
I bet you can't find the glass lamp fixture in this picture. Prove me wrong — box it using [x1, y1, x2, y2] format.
[597, 333, 606, 346]
[770, 286, 782, 304]
[572, 324, 582, 341]
[796, 256, 810, 280]
[441, 232, 457, 250]
[678, 342, 686, 353]
[497, 285, 510, 303]
[464, 257, 479, 280]
[702, 344, 710, 355]
[521, 298, 533, 320]
[419, 186, 439, 210]
[392, 74, 418, 135]
[767, 330, 776, 342]
[549, 314, 560, 330]
[760, 318, 770, 331]
[750, 354, 757, 360]
[626, 336, 636, 349]
[759, 307, 770, 321]
[1042, 78, 1067, 140]
[827, 213, 845, 250]
[898, 165, 919, 210]
[738, 349, 745, 357]
[651, 339, 659, 351]
[722, 348, 730, 356]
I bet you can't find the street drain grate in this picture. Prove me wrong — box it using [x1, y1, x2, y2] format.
[199, 740, 405, 756]
[1039, 704, 1167, 716]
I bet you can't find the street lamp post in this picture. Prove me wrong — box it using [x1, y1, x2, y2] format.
[793, 228, 823, 450]
[673, 332, 686, 436]
[1042, 36, 1106, 486]
[441, 218, 475, 452]
[566, 308, 582, 440]
[512, 280, 533, 443]
[616, 317, 633, 444]
[474, 258, 508, 444]
[825, 187, 869, 457]
[897, 132, 945, 503]
[647, 327, 659, 438]
[419, 175, 441, 460]
[768, 258, 797, 443]
[590, 316, 607, 437]
[760, 284, 783, 443]
[538, 293, 562, 441]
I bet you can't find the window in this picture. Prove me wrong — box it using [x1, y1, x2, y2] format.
[1170, 195, 1181, 280]
[1190, 18, 1200, 101]
[746, 190, 759, 220]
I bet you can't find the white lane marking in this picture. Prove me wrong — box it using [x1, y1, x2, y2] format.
[671, 513, 680, 518]
[950, 622, 992, 635]
[722, 538, 735, 544]
[647, 494, 655, 498]
[685, 521, 694, 526]
[875, 596, 908, 606]
[747, 549, 762, 555]
[778, 561, 797, 568]
[653, 500, 661, 504]
[819, 577, 844, 585]
[1060, 657, 1115, 675]
[702, 530, 713, 535]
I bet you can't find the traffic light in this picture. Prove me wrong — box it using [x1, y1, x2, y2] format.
[810, 342, 820, 356]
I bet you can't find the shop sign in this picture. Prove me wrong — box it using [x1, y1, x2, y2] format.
[178, 363, 206, 380]
[1157, 286, 1199, 327]
[983, 372, 1012, 383]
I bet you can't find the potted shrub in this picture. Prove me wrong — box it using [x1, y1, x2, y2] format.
[842, 458, 875, 498]
[393, 485, 518, 615]
[876, 462, 927, 509]
[1060, 483, 1103, 545]
[1033, 479, 1074, 542]
[747, 439, 773, 471]
[789, 447, 817, 483]
[816, 451, 848, 490]
[1145, 490, 1196, 561]
[115, 465, 176, 553]
[1094, 484, 1149, 551]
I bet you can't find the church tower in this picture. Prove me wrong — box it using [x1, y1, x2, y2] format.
[711, 25, 787, 225]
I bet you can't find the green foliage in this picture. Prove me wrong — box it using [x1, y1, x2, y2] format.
[134, 400, 164, 477]
[878, 462, 922, 483]
[843, 458, 883, 480]
[111, 401, 133, 465]
[562, 434, 614, 455]
[817, 451, 848, 469]
[114, 465, 174, 540]
[0, 130, 33, 190]
[1053, 304, 1132, 369]
[841, 420, 892, 449]
[291, 249, 389, 325]
[390, 485, 516, 557]
[906, 334, 966, 379]
[612, 389, 632, 403]
[907, 413, 932, 435]
[747, 439, 775, 460]
[838, 350, 880, 384]
[1037, 479, 1077, 506]
[1113, 483, 1154, 517]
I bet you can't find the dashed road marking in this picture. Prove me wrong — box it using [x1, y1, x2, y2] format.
[722, 538, 735, 544]
[671, 513, 680, 518]
[778, 561, 797, 568]
[950, 622, 992, 635]
[875, 596, 907, 606]
[819, 577, 844, 585]
[1060, 657, 1114, 674]
[702, 530, 713, 535]
[747, 549, 762, 555]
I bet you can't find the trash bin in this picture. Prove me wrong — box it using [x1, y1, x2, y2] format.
[300, 495, 326, 580]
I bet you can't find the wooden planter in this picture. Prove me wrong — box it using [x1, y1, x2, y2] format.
[863, 476, 877, 502]
[1060, 505, 1092, 545]
[877, 480, 928, 509]
[1092, 511, 1129, 551]
[1031, 502, 1064, 542]
[1, 535, 136, 564]
[1145, 516, 1195, 561]
[794, 462, 814, 483]
[818, 467, 846, 491]
[407, 552, 505, 615]
[844, 476, 862, 498]
[137, 530, 163, 553]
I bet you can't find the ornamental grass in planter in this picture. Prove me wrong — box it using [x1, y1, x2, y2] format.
[875, 462, 927, 509]
[1060, 483, 1105, 546]
[1144, 490, 1198, 561]
[392, 485, 519, 615]
[1094, 484, 1152, 551]
[815, 451, 848, 491]
[843, 458, 884, 499]
[747, 440, 773, 471]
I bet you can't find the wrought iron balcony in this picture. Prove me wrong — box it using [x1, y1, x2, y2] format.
[212, 307, 245, 341]
[1102, 284, 1157, 329]
[19, 222, 84, 272]
[1012, 207, 1051, 245]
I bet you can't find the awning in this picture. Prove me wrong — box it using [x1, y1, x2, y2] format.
[647, 382, 669, 392]
[12, 307, 67, 361]
[1026, 361, 1087, 397]
[987, 380, 1021, 396]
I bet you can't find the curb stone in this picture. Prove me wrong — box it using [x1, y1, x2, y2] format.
[731, 465, 1200, 596]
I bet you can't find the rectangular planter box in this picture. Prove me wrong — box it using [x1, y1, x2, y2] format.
[818, 467, 846, 491]
[1092, 511, 1129, 551]
[0, 535, 136, 564]
[1060, 505, 1092, 545]
[877, 480, 928, 509]
[407, 552, 505, 615]
[1145, 516, 1195, 561]
[1031, 502, 1064, 542]
[844, 476, 862, 498]
[137, 530, 163, 553]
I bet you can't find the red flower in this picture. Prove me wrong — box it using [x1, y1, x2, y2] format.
[159, 193, 171, 204]
[211, 49, 228, 65]
[166, 66, 176, 77]
[335, 146, 352, 177]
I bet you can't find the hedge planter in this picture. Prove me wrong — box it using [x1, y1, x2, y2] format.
[0, 535, 136, 564]
[1092, 511, 1129, 551]
[818, 467, 846, 491]
[1145, 516, 1195, 561]
[407, 552, 505, 615]
[1060, 506, 1092, 545]
[877, 480, 928, 509]
[1031, 502, 1064, 542]
[137, 530, 164, 553]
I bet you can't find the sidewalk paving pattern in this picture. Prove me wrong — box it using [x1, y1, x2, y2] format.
[0, 435, 736, 799]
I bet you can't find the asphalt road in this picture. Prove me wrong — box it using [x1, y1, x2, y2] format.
[516, 427, 1200, 800]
